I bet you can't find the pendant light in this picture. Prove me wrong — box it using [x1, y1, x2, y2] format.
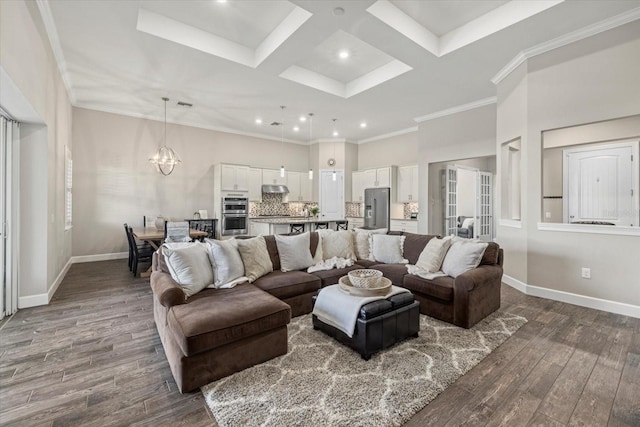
[149, 97, 181, 176]
[279, 105, 286, 178]
[332, 119, 337, 181]
[308, 113, 314, 180]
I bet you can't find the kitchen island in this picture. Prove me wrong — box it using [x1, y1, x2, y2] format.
[249, 217, 347, 235]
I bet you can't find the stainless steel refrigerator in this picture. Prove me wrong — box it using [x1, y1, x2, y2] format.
[364, 187, 390, 229]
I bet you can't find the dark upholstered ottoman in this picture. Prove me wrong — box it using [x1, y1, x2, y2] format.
[312, 292, 420, 360]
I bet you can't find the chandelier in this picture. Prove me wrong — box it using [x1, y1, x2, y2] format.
[149, 97, 181, 176]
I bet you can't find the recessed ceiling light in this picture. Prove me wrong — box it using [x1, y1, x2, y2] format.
[293, 126, 300, 132]
[360, 122, 367, 128]
[338, 50, 349, 59]
[299, 116, 306, 122]
[216, 0, 227, 3]
[255, 118, 262, 125]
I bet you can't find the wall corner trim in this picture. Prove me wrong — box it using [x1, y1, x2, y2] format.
[413, 97, 497, 123]
[491, 6, 640, 85]
[503, 274, 640, 319]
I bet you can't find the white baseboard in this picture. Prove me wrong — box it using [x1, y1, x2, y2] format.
[70, 252, 128, 263]
[18, 252, 128, 309]
[503, 274, 640, 319]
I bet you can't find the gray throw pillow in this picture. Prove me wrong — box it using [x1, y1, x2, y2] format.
[441, 238, 488, 278]
[205, 238, 246, 289]
[275, 232, 314, 272]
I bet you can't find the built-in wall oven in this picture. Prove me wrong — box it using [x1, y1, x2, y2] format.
[221, 194, 248, 236]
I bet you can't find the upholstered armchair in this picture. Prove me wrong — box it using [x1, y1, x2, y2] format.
[457, 216, 474, 238]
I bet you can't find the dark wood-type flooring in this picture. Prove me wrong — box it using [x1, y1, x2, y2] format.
[1, 259, 638, 426]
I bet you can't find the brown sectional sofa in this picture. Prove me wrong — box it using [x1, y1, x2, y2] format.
[150, 231, 503, 392]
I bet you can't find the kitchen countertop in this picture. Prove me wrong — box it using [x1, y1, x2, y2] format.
[250, 217, 347, 224]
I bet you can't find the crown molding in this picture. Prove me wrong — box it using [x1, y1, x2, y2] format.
[73, 103, 310, 145]
[36, 0, 76, 104]
[492, 6, 640, 85]
[357, 126, 418, 144]
[413, 97, 496, 123]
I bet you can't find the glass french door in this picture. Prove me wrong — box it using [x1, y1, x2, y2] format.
[1, 115, 19, 319]
[445, 166, 458, 236]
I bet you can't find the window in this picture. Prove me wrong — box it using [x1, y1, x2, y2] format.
[500, 138, 521, 222]
[65, 146, 72, 229]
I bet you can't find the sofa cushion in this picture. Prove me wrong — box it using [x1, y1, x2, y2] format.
[163, 243, 213, 297]
[253, 270, 320, 300]
[370, 264, 409, 286]
[401, 232, 438, 265]
[205, 238, 246, 289]
[167, 283, 290, 357]
[310, 264, 363, 287]
[480, 242, 500, 266]
[355, 259, 378, 268]
[319, 230, 356, 260]
[402, 274, 454, 302]
[442, 238, 488, 278]
[415, 236, 452, 273]
[263, 235, 281, 271]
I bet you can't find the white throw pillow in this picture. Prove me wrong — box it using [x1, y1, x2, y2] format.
[320, 230, 356, 261]
[352, 228, 388, 260]
[415, 236, 453, 273]
[205, 238, 246, 289]
[275, 232, 314, 272]
[441, 238, 488, 278]
[461, 217, 475, 229]
[162, 242, 213, 297]
[369, 234, 408, 264]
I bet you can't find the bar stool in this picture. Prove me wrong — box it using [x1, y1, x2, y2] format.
[290, 223, 305, 233]
[314, 222, 329, 231]
[335, 220, 348, 231]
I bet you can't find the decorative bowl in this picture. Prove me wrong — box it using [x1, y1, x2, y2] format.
[339, 276, 391, 297]
[348, 269, 383, 288]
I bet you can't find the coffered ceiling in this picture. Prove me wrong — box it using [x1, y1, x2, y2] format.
[42, 0, 640, 143]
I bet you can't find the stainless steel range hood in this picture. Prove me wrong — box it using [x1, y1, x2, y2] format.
[261, 184, 289, 194]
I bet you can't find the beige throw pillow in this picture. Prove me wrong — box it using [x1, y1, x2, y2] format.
[319, 230, 356, 261]
[352, 228, 388, 260]
[162, 242, 213, 297]
[236, 236, 273, 282]
[416, 236, 452, 273]
[275, 232, 314, 272]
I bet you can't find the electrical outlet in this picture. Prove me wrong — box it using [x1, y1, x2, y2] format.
[545, 212, 552, 219]
[581, 267, 591, 279]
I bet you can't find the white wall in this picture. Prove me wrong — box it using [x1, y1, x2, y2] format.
[357, 131, 418, 170]
[72, 107, 310, 256]
[1, 0, 73, 305]
[418, 104, 497, 234]
[498, 20, 640, 311]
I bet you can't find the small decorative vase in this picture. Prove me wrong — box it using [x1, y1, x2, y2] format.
[154, 216, 165, 230]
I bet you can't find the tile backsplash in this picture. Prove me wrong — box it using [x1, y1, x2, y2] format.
[404, 202, 419, 219]
[345, 202, 361, 217]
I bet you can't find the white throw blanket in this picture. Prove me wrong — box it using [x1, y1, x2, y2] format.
[307, 256, 354, 273]
[312, 284, 410, 338]
[406, 264, 448, 280]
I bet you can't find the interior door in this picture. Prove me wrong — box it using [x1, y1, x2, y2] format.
[564, 143, 637, 226]
[320, 170, 344, 221]
[445, 166, 457, 236]
[476, 172, 493, 241]
[0, 117, 6, 319]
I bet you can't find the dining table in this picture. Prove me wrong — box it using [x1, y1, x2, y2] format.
[131, 226, 208, 277]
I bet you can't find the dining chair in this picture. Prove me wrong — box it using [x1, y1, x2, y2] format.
[314, 222, 329, 231]
[164, 221, 192, 243]
[127, 226, 153, 276]
[290, 223, 305, 233]
[335, 220, 348, 231]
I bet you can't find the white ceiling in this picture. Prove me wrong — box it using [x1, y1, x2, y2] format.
[44, 0, 640, 144]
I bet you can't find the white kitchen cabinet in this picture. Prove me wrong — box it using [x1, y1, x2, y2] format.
[397, 165, 419, 202]
[220, 164, 249, 192]
[262, 169, 287, 186]
[362, 169, 377, 189]
[390, 219, 418, 233]
[351, 171, 366, 202]
[284, 172, 313, 202]
[248, 168, 263, 201]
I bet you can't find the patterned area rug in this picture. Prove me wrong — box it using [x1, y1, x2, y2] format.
[202, 311, 527, 427]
